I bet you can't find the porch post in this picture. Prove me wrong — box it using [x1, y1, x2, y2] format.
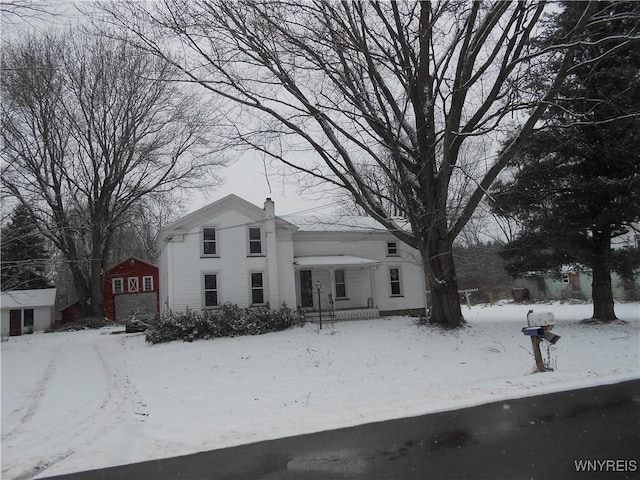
[329, 266, 336, 303]
[369, 265, 377, 308]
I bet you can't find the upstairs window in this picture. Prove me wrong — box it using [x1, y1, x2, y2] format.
[387, 242, 399, 256]
[203, 227, 217, 256]
[128, 277, 139, 292]
[335, 269, 347, 299]
[248, 227, 263, 255]
[389, 267, 402, 296]
[204, 273, 218, 307]
[112, 278, 124, 294]
[143, 276, 154, 292]
[251, 272, 265, 305]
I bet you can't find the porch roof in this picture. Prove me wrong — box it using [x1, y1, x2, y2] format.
[293, 255, 381, 268]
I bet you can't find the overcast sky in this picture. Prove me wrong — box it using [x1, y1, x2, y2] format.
[0, 0, 341, 217]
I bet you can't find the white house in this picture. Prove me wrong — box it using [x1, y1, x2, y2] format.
[1, 288, 57, 336]
[158, 195, 426, 320]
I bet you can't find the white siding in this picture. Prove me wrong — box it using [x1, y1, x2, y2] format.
[1, 310, 7, 336]
[1, 305, 53, 335]
[158, 242, 169, 314]
[276, 234, 297, 308]
[165, 209, 273, 311]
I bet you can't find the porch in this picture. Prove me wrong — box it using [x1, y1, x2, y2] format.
[303, 307, 380, 323]
[293, 255, 381, 322]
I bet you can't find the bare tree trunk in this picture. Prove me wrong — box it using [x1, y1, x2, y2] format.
[90, 258, 105, 318]
[67, 258, 92, 314]
[591, 227, 617, 321]
[421, 236, 464, 327]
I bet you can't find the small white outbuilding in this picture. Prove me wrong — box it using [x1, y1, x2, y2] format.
[1, 288, 57, 337]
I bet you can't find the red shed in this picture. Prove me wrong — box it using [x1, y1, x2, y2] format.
[61, 301, 85, 324]
[61, 257, 159, 323]
[104, 257, 159, 321]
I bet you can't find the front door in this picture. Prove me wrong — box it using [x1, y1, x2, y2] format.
[9, 309, 22, 336]
[300, 270, 313, 308]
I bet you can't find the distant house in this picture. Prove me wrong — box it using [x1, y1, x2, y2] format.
[515, 266, 640, 302]
[158, 195, 427, 320]
[1, 288, 57, 336]
[61, 257, 159, 323]
[513, 225, 640, 302]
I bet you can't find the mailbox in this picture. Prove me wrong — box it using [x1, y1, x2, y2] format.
[522, 326, 545, 336]
[523, 309, 561, 373]
[527, 310, 555, 327]
[543, 330, 561, 345]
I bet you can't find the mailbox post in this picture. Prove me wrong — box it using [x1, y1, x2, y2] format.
[315, 281, 322, 330]
[523, 310, 560, 373]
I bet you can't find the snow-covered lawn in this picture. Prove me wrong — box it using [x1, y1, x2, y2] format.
[2, 302, 639, 479]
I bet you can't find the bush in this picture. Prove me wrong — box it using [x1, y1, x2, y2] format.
[145, 303, 305, 344]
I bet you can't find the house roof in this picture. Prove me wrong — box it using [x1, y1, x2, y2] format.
[284, 214, 410, 233]
[1, 288, 57, 309]
[159, 195, 412, 243]
[293, 255, 381, 267]
[160, 194, 298, 238]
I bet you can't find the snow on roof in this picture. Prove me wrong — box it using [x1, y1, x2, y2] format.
[284, 214, 410, 233]
[293, 255, 381, 267]
[1, 288, 57, 309]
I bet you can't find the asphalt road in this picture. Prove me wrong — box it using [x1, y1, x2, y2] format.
[44, 379, 640, 480]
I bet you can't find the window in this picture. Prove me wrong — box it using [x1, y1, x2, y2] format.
[203, 227, 217, 256]
[389, 267, 402, 296]
[335, 269, 347, 299]
[387, 242, 399, 256]
[248, 227, 263, 255]
[562, 273, 570, 284]
[251, 272, 265, 305]
[23, 309, 34, 328]
[128, 277, 139, 292]
[204, 273, 218, 307]
[143, 276, 154, 292]
[112, 278, 124, 294]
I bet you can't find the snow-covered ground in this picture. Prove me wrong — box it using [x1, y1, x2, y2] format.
[2, 302, 639, 479]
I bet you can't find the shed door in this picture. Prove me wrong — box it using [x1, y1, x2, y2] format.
[9, 309, 22, 336]
[114, 292, 157, 321]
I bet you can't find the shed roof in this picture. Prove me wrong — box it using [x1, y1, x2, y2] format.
[1, 288, 57, 309]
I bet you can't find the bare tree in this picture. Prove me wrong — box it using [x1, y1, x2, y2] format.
[1, 28, 226, 317]
[0, 1, 54, 20]
[101, 0, 628, 326]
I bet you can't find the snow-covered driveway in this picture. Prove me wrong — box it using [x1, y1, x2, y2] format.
[1, 331, 148, 479]
[1, 302, 638, 479]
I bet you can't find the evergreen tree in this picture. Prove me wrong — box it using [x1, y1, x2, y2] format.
[1, 204, 52, 290]
[492, 1, 640, 320]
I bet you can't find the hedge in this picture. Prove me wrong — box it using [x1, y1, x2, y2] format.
[145, 303, 305, 344]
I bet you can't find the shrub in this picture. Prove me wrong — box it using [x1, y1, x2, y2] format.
[145, 303, 304, 344]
